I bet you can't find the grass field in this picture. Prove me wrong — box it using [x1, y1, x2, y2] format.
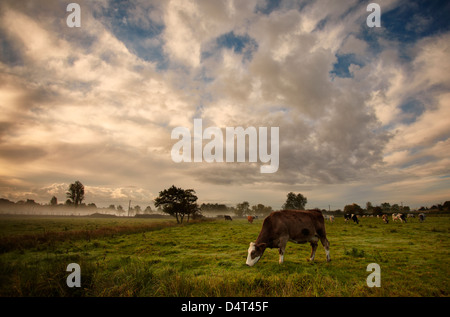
[0, 214, 449, 297]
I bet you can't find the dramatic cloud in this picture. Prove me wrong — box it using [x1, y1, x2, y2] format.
[0, 0, 449, 209]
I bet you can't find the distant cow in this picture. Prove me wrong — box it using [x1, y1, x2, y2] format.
[419, 213, 426, 223]
[400, 213, 407, 222]
[382, 214, 389, 224]
[344, 213, 359, 224]
[224, 215, 233, 221]
[247, 216, 255, 223]
[325, 215, 334, 223]
[246, 210, 330, 266]
[392, 213, 407, 223]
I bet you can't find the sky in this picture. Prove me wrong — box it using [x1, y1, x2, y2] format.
[0, 0, 449, 210]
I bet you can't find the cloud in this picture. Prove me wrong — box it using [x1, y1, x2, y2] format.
[0, 0, 448, 209]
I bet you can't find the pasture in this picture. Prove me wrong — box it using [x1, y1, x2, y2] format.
[0, 214, 449, 297]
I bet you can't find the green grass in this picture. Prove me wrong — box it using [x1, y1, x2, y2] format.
[0, 215, 449, 296]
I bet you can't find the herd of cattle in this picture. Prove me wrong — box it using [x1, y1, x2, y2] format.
[341, 212, 426, 224]
[224, 212, 426, 224]
[242, 209, 429, 266]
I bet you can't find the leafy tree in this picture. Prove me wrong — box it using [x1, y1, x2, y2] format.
[373, 206, 383, 216]
[154, 185, 199, 223]
[282, 192, 307, 210]
[251, 204, 273, 217]
[144, 206, 152, 214]
[117, 205, 125, 216]
[391, 204, 400, 213]
[443, 201, 450, 211]
[50, 196, 58, 206]
[66, 181, 85, 207]
[201, 203, 228, 213]
[134, 205, 141, 214]
[235, 201, 250, 217]
[381, 202, 391, 212]
[344, 203, 363, 215]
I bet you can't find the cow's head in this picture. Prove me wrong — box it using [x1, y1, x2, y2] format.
[246, 242, 267, 266]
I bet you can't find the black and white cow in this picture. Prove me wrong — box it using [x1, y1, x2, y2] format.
[344, 213, 359, 224]
[419, 213, 426, 223]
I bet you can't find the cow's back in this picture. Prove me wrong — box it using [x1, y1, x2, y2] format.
[265, 209, 326, 243]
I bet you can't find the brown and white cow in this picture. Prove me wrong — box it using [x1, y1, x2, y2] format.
[246, 209, 331, 266]
[247, 216, 255, 223]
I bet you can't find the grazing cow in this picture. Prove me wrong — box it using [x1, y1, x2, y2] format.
[224, 215, 233, 221]
[246, 210, 331, 266]
[419, 213, 426, 223]
[344, 213, 359, 224]
[247, 216, 255, 224]
[392, 213, 407, 223]
[382, 214, 389, 224]
[328, 215, 334, 223]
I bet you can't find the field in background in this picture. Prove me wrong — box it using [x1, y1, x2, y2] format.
[0, 214, 449, 296]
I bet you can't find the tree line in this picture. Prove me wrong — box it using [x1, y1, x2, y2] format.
[1, 181, 448, 221]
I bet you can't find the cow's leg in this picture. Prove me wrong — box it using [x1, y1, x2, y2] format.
[278, 247, 284, 264]
[278, 237, 288, 264]
[320, 236, 331, 262]
[308, 241, 318, 262]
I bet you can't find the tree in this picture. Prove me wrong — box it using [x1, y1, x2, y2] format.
[154, 185, 199, 224]
[50, 196, 58, 206]
[200, 203, 228, 213]
[144, 206, 152, 214]
[373, 206, 383, 216]
[381, 202, 391, 212]
[443, 201, 450, 211]
[66, 181, 85, 207]
[251, 204, 273, 217]
[344, 203, 363, 215]
[282, 192, 307, 210]
[391, 204, 400, 213]
[117, 205, 125, 216]
[235, 201, 250, 217]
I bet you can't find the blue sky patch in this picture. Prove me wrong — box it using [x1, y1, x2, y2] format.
[399, 98, 425, 124]
[382, 0, 450, 43]
[330, 53, 364, 78]
[208, 31, 259, 63]
[255, 0, 282, 15]
[96, 0, 167, 69]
